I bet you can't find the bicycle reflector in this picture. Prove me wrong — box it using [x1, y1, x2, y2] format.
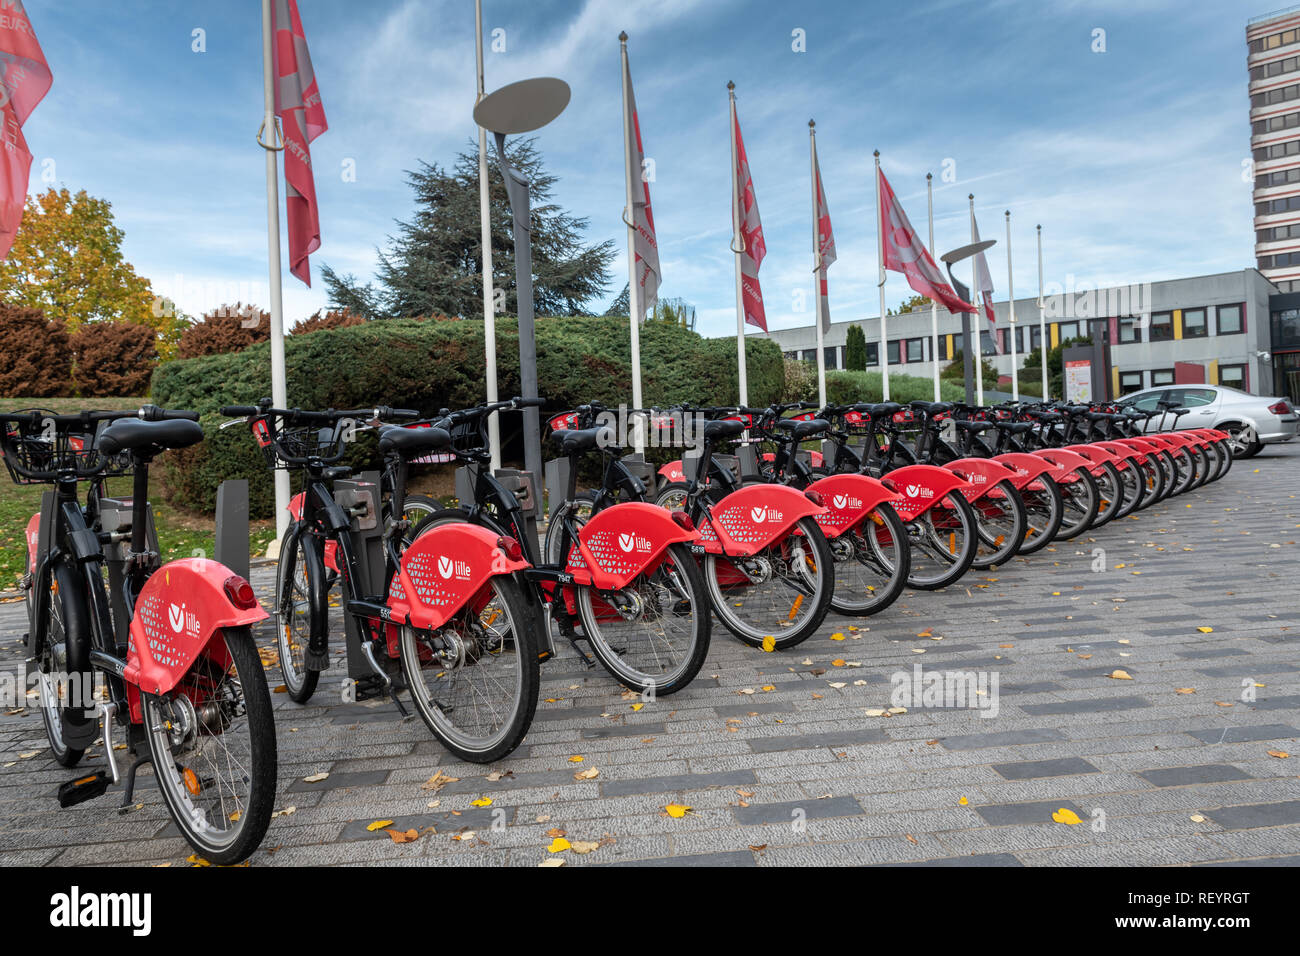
[223, 575, 258, 610]
[879, 478, 898, 492]
[804, 490, 824, 506]
[497, 536, 524, 562]
[670, 510, 695, 532]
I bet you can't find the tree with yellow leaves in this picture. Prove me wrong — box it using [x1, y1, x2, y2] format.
[0, 187, 186, 358]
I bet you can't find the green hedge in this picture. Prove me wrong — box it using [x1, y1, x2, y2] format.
[152, 317, 785, 517]
[825, 370, 964, 405]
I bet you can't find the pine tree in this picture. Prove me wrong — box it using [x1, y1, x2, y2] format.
[845, 324, 867, 371]
[322, 139, 615, 320]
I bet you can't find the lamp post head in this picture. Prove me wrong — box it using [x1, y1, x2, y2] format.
[619, 30, 627, 42]
[940, 239, 996, 265]
[473, 77, 570, 134]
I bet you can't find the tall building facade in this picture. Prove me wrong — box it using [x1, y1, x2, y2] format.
[1249, 6, 1300, 292]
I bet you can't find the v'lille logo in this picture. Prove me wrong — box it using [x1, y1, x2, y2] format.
[168, 603, 185, 633]
[905, 484, 922, 498]
[618, 533, 636, 553]
[832, 494, 848, 509]
[438, 556, 455, 579]
[751, 506, 767, 523]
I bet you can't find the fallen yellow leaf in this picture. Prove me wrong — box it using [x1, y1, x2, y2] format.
[1052, 808, 1082, 825]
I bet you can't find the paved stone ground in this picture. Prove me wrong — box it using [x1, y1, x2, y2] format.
[1, 443, 1298, 867]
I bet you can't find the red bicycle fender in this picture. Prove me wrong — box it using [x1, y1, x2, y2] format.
[288, 491, 305, 521]
[1113, 437, 1158, 457]
[943, 458, 1020, 503]
[884, 464, 975, 523]
[565, 501, 699, 590]
[125, 558, 268, 697]
[992, 453, 1054, 490]
[1033, 448, 1092, 483]
[697, 483, 827, 556]
[25, 512, 39, 574]
[1091, 441, 1145, 467]
[658, 460, 686, 483]
[1064, 443, 1126, 473]
[389, 522, 530, 632]
[805, 473, 902, 538]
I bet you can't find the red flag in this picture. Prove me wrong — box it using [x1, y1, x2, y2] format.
[812, 141, 835, 334]
[0, 0, 51, 259]
[622, 46, 660, 313]
[878, 168, 974, 315]
[733, 108, 766, 332]
[272, 0, 327, 286]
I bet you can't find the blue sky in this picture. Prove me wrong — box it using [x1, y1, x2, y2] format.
[19, 0, 1273, 336]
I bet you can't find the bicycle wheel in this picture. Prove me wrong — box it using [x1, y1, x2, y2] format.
[576, 542, 710, 696]
[1054, 467, 1099, 539]
[36, 557, 94, 767]
[704, 516, 834, 650]
[828, 502, 910, 616]
[275, 521, 325, 704]
[971, 480, 1027, 569]
[1111, 461, 1145, 519]
[142, 626, 277, 865]
[654, 481, 689, 511]
[903, 493, 978, 590]
[544, 491, 596, 565]
[1168, 446, 1196, 495]
[1088, 462, 1123, 528]
[1138, 454, 1166, 506]
[401, 493, 442, 524]
[1017, 477, 1063, 554]
[399, 574, 539, 763]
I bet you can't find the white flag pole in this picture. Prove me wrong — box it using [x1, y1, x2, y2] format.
[475, 0, 500, 471]
[874, 151, 889, 402]
[969, 193, 983, 407]
[809, 120, 826, 409]
[1037, 223, 1048, 401]
[260, 0, 290, 542]
[927, 172, 940, 402]
[728, 81, 748, 407]
[620, 33, 645, 453]
[1006, 209, 1018, 402]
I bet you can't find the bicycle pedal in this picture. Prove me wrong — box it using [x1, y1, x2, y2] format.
[57, 771, 112, 808]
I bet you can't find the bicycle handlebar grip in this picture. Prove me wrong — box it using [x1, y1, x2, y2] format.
[220, 405, 260, 417]
[138, 404, 200, 422]
[515, 397, 546, 408]
[377, 406, 420, 420]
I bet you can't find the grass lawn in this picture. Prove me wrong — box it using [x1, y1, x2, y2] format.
[0, 397, 276, 591]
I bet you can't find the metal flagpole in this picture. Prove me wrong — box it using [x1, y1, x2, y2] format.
[927, 172, 940, 401]
[475, 0, 500, 471]
[729, 82, 748, 407]
[621, 33, 645, 452]
[874, 151, 889, 401]
[260, 0, 290, 542]
[1006, 209, 1018, 402]
[1037, 223, 1048, 401]
[809, 120, 826, 409]
[969, 193, 983, 407]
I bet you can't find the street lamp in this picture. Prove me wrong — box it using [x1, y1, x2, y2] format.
[473, 76, 571, 484]
[940, 239, 996, 405]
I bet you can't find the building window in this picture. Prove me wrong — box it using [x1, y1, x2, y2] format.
[1250, 26, 1300, 52]
[1182, 307, 1207, 338]
[800, 349, 816, 364]
[1272, 307, 1300, 349]
[1057, 321, 1081, 341]
[1256, 166, 1300, 189]
[823, 346, 839, 370]
[1254, 192, 1300, 215]
[1253, 109, 1300, 134]
[1251, 82, 1300, 108]
[886, 340, 901, 364]
[1251, 54, 1300, 80]
[1117, 317, 1140, 343]
[1151, 368, 1175, 386]
[865, 342, 879, 366]
[906, 338, 924, 363]
[1219, 364, 1247, 390]
[1119, 371, 1143, 395]
[1215, 304, 1244, 335]
[977, 331, 996, 356]
[1149, 312, 1173, 342]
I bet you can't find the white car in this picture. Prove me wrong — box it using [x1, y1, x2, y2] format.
[1120, 384, 1298, 458]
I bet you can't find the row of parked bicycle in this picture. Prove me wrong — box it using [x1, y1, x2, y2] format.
[0, 393, 1231, 863]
